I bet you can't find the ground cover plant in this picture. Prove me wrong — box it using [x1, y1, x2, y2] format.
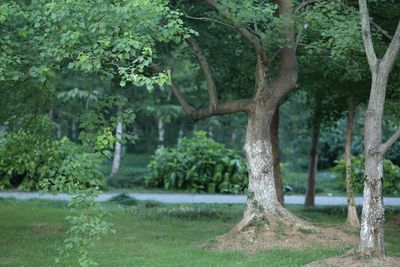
[0, 198, 399, 267]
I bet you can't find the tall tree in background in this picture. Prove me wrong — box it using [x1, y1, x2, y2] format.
[357, 0, 400, 257]
[344, 95, 359, 227]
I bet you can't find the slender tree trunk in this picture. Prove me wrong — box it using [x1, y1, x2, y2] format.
[111, 115, 123, 177]
[157, 115, 165, 148]
[357, 74, 386, 257]
[71, 119, 77, 140]
[271, 106, 284, 205]
[56, 125, 62, 139]
[178, 124, 184, 139]
[356, 0, 400, 257]
[305, 117, 320, 208]
[345, 96, 359, 227]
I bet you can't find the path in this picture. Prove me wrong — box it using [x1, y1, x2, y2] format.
[1, 192, 400, 206]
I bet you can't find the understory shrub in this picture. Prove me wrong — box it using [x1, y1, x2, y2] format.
[332, 155, 400, 196]
[0, 131, 104, 190]
[146, 131, 248, 194]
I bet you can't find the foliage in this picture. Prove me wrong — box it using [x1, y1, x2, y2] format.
[0, 129, 103, 191]
[332, 155, 400, 196]
[36, 96, 135, 267]
[146, 131, 248, 194]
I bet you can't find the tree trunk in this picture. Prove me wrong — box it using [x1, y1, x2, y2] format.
[305, 117, 320, 208]
[235, 104, 303, 231]
[56, 124, 62, 139]
[157, 115, 165, 148]
[71, 119, 77, 141]
[271, 106, 284, 205]
[357, 74, 386, 257]
[345, 96, 359, 227]
[111, 118, 123, 177]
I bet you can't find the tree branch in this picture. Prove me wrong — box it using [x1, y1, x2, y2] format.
[358, 0, 378, 69]
[202, 0, 267, 93]
[184, 13, 235, 30]
[170, 81, 251, 120]
[381, 20, 400, 75]
[379, 129, 400, 155]
[294, 0, 321, 14]
[271, 0, 298, 101]
[371, 20, 393, 40]
[186, 37, 218, 109]
[190, 99, 252, 120]
[169, 82, 195, 116]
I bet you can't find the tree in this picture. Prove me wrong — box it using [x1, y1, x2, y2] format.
[344, 95, 359, 227]
[163, 0, 310, 231]
[357, 0, 400, 257]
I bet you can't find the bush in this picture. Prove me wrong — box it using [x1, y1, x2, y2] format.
[0, 131, 104, 191]
[332, 154, 400, 196]
[146, 131, 248, 194]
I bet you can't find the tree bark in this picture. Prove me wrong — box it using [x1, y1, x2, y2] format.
[305, 117, 320, 208]
[345, 96, 359, 227]
[271, 106, 284, 205]
[111, 116, 123, 177]
[235, 104, 293, 231]
[233, 102, 310, 232]
[357, 74, 387, 257]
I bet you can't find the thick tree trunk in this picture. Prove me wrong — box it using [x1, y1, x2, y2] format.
[271, 107, 284, 205]
[305, 117, 320, 208]
[357, 74, 386, 257]
[234, 104, 303, 231]
[111, 119, 123, 177]
[345, 96, 359, 227]
[157, 115, 165, 148]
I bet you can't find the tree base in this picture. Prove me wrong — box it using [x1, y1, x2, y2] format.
[211, 210, 357, 253]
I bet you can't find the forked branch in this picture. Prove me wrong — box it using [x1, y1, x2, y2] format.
[202, 0, 267, 93]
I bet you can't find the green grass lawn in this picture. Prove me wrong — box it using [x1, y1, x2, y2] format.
[0, 198, 399, 267]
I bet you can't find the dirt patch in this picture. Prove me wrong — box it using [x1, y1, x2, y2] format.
[31, 223, 59, 235]
[306, 251, 400, 267]
[210, 222, 358, 253]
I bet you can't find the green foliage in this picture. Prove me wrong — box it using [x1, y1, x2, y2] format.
[37, 96, 135, 267]
[0, 131, 103, 191]
[332, 155, 400, 196]
[146, 131, 248, 194]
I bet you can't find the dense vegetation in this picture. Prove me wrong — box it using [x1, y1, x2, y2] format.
[146, 131, 248, 194]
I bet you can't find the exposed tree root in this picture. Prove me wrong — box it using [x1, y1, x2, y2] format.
[211, 207, 357, 253]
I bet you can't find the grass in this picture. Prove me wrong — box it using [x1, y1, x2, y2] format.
[0, 198, 399, 267]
